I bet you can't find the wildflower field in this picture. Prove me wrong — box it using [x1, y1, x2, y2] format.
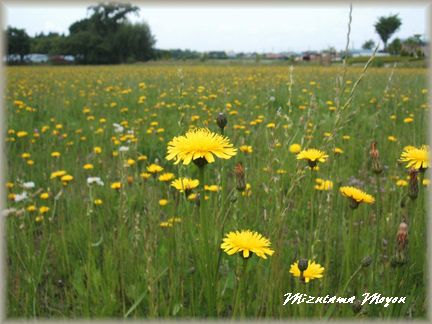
[5, 64, 429, 319]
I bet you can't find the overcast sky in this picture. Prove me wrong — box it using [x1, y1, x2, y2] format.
[3, 3, 429, 52]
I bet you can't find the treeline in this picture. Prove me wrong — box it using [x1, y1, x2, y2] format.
[6, 3, 156, 64]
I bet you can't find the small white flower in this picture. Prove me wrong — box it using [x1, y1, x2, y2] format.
[113, 123, 124, 133]
[14, 191, 28, 202]
[87, 177, 104, 186]
[22, 181, 35, 189]
[119, 146, 129, 152]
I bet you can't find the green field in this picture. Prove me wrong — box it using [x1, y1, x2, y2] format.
[5, 64, 428, 319]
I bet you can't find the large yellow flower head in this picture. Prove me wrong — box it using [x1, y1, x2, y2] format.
[399, 145, 429, 171]
[220, 230, 275, 259]
[297, 148, 328, 168]
[171, 178, 199, 193]
[289, 260, 325, 283]
[166, 128, 237, 167]
[340, 186, 375, 208]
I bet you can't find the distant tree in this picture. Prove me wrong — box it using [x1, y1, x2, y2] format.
[31, 32, 68, 55]
[362, 39, 375, 50]
[6, 26, 31, 62]
[374, 14, 402, 51]
[387, 38, 402, 55]
[66, 2, 155, 64]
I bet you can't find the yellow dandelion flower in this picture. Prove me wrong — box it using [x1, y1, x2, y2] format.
[221, 230, 275, 259]
[159, 199, 169, 206]
[396, 179, 408, 187]
[111, 182, 122, 190]
[166, 128, 237, 167]
[171, 178, 199, 193]
[266, 123, 276, 129]
[399, 145, 429, 170]
[314, 179, 333, 191]
[83, 163, 94, 170]
[94, 199, 103, 205]
[333, 147, 344, 154]
[140, 172, 151, 180]
[26, 205, 36, 212]
[51, 152, 61, 158]
[21, 153, 31, 159]
[127, 159, 136, 166]
[50, 170, 67, 179]
[289, 260, 325, 283]
[17, 131, 28, 138]
[423, 179, 430, 186]
[387, 136, 397, 142]
[297, 149, 328, 168]
[404, 117, 414, 123]
[35, 215, 44, 223]
[94, 146, 102, 154]
[40, 192, 49, 200]
[61, 175, 73, 182]
[39, 206, 50, 214]
[289, 144, 302, 154]
[240, 145, 253, 154]
[158, 172, 175, 182]
[204, 184, 220, 192]
[340, 186, 375, 208]
[147, 163, 163, 173]
[159, 221, 173, 228]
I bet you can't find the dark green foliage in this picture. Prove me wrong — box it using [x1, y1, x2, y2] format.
[6, 26, 31, 62]
[6, 2, 156, 64]
[374, 14, 402, 50]
[362, 40, 375, 50]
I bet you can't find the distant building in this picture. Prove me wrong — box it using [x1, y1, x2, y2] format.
[264, 53, 288, 60]
[401, 41, 428, 57]
[349, 49, 390, 57]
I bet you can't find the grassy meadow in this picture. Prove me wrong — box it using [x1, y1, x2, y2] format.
[5, 64, 429, 319]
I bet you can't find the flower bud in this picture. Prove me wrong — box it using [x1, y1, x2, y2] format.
[349, 198, 360, 209]
[369, 141, 383, 174]
[408, 168, 419, 200]
[298, 258, 309, 271]
[352, 299, 363, 314]
[234, 162, 246, 192]
[361, 256, 372, 267]
[216, 112, 227, 132]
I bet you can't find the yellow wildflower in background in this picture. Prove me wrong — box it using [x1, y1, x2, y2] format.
[289, 144, 301, 154]
[340, 186, 375, 208]
[158, 172, 175, 182]
[297, 149, 328, 168]
[220, 230, 274, 259]
[314, 179, 333, 191]
[111, 182, 122, 190]
[147, 163, 163, 173]
[159, 199, 169, 206]
[171, 178, 199, 192]
[83, 164, 94, 170]
[240, 145, 253, 154]
[50, 170, 67, 179]
[166, 128, 237, 166]
[289, 260, 324, 283]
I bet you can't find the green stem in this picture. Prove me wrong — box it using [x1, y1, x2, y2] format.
[233, 258, 248, 318]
